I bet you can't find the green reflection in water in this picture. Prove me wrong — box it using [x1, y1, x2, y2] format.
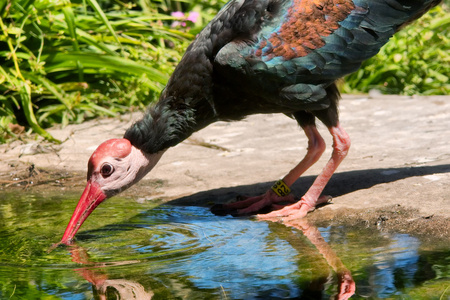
[0, 191, 448, 299]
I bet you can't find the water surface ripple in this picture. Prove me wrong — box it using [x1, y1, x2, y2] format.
[0, 193, 448, 299]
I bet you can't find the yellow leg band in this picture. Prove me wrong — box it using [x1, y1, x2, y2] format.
[271, 179, 291, 197]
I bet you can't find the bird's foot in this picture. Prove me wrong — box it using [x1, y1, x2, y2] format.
[257, 195, 332, 221]
[210, 190, 296, 216]
[335, 270, 356, 300]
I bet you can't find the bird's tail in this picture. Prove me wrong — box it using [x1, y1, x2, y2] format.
[395, 0, 442, 30]
[359, 0, 442, 32]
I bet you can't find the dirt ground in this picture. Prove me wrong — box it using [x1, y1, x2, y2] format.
[1, 95, 449, 239]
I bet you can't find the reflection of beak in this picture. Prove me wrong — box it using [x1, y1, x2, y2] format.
[69, 244, 153, 299]
[60, 180, 107, 244]
[70, 244, 108, 286]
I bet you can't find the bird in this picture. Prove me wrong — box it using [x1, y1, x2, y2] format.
[60, 0, 442, 244]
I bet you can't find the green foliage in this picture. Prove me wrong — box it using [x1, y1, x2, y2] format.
[0, 0, 447, 142]
[0, 0, 201, 142]
[342, 6, 450, 95]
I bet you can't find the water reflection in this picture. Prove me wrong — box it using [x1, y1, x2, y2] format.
[282, 219, 355, 299]
[68, 208, 355, 299]
[70, 246, 154, 299]
[0, 192, 447, 299]
[370, 233, 421, 298]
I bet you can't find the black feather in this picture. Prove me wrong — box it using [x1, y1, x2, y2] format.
[124, 100, 196, 154]
[124, 0, 442, 153]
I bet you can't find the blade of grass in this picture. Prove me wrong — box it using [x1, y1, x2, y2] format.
[0, 17, 25, 81]
[85, 0, 124, 54]
[80, 103, 117, 116]
[75, 28, 119, 55]
[62, 6, 80, 51]
[63, 5, 85, 82]
[44, 52, 168, 86]
[18, 81, 61, 143]
[428, 9, 450, 30]
[0, 66, 60, 143]
[23, 71, 76, 118]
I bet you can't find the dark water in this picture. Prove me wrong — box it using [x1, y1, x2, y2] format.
[0, 192, 448, 299]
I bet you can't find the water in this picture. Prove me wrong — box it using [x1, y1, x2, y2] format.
[0, 192, 448, 299]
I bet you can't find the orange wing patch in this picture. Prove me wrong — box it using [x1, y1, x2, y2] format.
[256, 0, 354, 60]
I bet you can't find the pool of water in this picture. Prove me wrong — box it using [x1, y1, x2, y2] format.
[0, 192, 448, 299]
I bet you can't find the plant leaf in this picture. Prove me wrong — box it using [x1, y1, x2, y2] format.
[85, 0, 123, 53]
[44, 52, 168, 86]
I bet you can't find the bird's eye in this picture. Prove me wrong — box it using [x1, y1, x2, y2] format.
[100, 163, 114, 178]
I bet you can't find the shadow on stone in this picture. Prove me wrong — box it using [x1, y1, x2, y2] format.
[167, 164, 450, 208]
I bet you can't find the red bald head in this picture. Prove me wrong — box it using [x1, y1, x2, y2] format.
[60, 138, 166, 244]
[87, 139, 132, 180]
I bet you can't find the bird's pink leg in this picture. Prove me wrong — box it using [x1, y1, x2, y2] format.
[213, 124, 327, 215]
[282, 125, 327, 187]
[259, 123, 350, 220]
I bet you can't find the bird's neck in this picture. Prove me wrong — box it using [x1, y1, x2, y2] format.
[123, 96, 216, 154]
[124, 21, 222, 154]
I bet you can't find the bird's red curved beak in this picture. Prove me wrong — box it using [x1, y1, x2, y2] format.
[60, 180, 107, 244]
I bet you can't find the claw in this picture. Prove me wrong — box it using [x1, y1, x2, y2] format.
[210, 190, 297, 217]
[256, 195, 332, 220]
[316, 195, 333, 208]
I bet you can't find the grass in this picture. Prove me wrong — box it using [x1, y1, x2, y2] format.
[342, 5, 450, 95]
[0, 0, 448, 143]
[0, 0, 214, 143]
